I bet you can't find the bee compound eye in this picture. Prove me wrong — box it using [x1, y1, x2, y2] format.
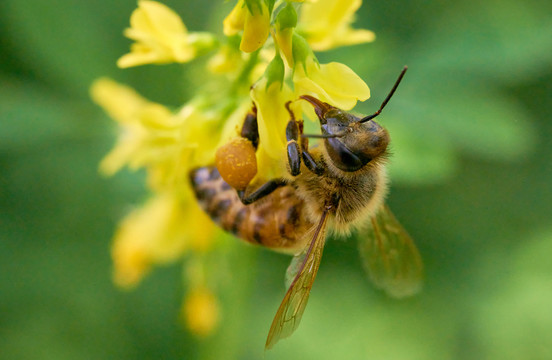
[325, 137, 364, 172]
[215, 137, 258, 190]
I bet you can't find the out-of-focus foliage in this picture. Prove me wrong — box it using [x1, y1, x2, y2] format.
[1, 0, 551, 359]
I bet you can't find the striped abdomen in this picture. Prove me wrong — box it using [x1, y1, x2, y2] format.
[190, 166, 314, 252]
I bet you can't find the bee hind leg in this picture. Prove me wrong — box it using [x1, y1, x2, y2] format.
[237, 178, 287, 205]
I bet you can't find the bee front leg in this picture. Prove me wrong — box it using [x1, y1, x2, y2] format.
[285, 101, 325, 176]
[285, 102, 302, 176]
[301, 141, 325, 176]
[286, 120, 302, 176]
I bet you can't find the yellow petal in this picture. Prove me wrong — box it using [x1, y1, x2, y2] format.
[299, 0, 374, 51]
[111, 192, 214, 288]
[240, 1, 271, 53]
[207, 44, 243, 74]
[92, 78, 185, 176]
[132, 0, 188, 40]
[223, 0, 246, 36]
[294, 60, 370, 110]
[90, 78, 147, 124]
[118, 0, 200, 67]
[100, 132, 143, 176]
[250, 79, 294, 159]
[274, 27, 294, 67]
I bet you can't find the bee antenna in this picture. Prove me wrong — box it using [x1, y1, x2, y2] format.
[302, 131, 347, 139]
[359, 66, 408, 123]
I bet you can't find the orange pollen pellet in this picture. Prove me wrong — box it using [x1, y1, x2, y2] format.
[215, 137, 257, 190]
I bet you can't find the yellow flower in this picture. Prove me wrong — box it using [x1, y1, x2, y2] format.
[111, 193, 216, 288]
[118, 1, 215, 68]
[207, 44, 243, 74]
[111, 194, 180, 287]
[294, 57, 370, 111]
[274, 27, 294, 67]
[146, 102, 225, 190]
[223, 0, 246, 36]
[92, 78, 229, 190]
[273, 2, 297, 67]
[91, 78, 183, 176]
[241, 1, 271, 52]
[250, 79, 293, 158]
[223, 0, 271, 53]
[182, 287, 220, 337]
[299, 0, 375, 51]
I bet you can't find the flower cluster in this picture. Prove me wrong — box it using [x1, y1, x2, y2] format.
[92, 0, 374, 337]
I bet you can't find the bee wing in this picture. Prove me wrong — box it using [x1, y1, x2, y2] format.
[265, 210, 330, 350]
[358, 204, 423, 298]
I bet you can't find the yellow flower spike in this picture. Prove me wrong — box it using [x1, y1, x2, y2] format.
[118, 0, 215, 68]
[182, 287, 220, 337]
[299, 0, 375, 51]
[294, 57, 370, 110]
[111, 194, 190, 288]
[240, 0, 271, 53]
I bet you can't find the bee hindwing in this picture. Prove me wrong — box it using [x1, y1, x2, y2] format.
[358, 205, 423, 298]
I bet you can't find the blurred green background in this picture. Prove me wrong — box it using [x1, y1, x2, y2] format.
[1, 0, 552, 359]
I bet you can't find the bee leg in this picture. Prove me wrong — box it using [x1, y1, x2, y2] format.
[241, 105, 259, 149]
[298, 135, 325, 175]
[286, 120, 302, 176]
[237, 178, 287, 205]
[301, 149, 325, 175]
[285, 101, 302, 176]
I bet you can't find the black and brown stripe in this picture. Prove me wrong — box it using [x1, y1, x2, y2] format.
[190, 166, 313, 251]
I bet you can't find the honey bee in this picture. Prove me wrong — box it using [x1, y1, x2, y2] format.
[190, 67, 423, 349]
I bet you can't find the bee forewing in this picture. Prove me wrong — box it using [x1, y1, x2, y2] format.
[358, 204, 423, 298]
[265, 210, 330, 350]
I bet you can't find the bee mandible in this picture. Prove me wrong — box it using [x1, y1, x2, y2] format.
[190, 66, 423, 350]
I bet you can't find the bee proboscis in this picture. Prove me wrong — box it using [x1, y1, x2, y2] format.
[190, 66, 423, 349]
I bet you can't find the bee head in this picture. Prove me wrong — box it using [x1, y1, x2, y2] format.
[299, 66, 407, 172]
[300, 95, 390, 172]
